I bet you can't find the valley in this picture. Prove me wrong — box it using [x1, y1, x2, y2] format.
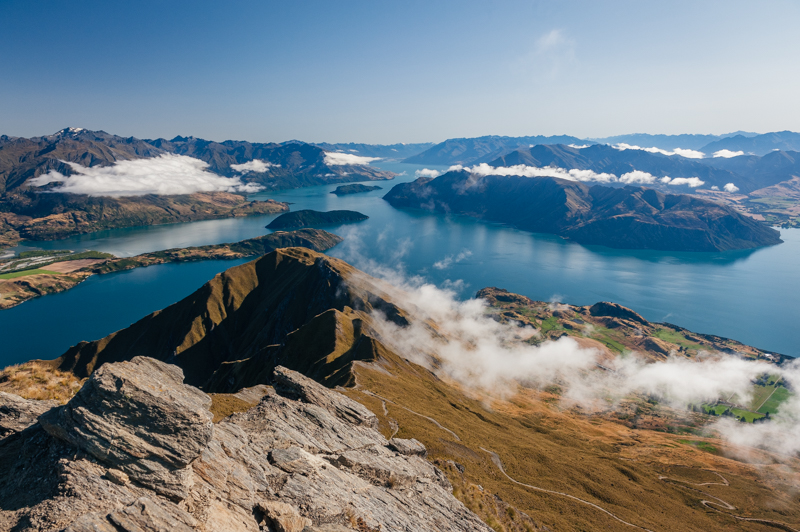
[2, 247, 798, 531]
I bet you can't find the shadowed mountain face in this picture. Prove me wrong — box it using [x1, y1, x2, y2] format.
[56, 248, 410, 388]
[383, 170, 782, 251]
[402, 135, 586, 166]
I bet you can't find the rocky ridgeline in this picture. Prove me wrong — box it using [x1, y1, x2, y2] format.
[0, 357, 490, 532]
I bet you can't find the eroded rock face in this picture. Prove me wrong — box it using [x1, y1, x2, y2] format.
[39, 357, 214, 501]
[0, 358, 492, 532]
[0, 392, 58, 437]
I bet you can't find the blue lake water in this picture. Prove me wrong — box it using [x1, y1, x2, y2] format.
[2, 161, 798, 366]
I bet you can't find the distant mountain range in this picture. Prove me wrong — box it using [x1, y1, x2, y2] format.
[403, 131, 800, 166]
[589, 132, 759, 151]
[0, 128, 394, 195]
[383, 170, 782, 252]
[402, 135, 585, 166]
[313, 142, 434, 160]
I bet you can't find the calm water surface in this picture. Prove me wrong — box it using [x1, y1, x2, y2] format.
[2, 161, 798, 365]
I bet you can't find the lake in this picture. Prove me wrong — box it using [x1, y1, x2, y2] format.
[2, 161, 798, 366]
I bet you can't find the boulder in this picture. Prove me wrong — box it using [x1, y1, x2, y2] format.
[39, 357, 213, 500]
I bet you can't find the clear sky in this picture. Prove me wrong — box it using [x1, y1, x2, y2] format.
[2, 0, 799, 143]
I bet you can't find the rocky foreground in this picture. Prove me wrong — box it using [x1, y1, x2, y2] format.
[0, 357, 490, 532]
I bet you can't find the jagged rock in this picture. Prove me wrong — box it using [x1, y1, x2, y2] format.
[0, 392, 57, 437]
[0, 358, 492, 532]
[104, 469, 130, 486]
[39, 357, 214, 501]
[388, 438, 427, 457]
[273, 367, 379, 429]
[256, 500, 312, 532]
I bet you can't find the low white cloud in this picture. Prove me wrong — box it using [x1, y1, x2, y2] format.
[324, 152, 381, 166]
[568, 144, 590, 149]
[619, 170, 658, 185]
[457, 163, 617, 184]
[664, 177, 705, 187]
[359, 273, 800, 459]
[614, 143, 705, 159]
[449, 163, 703, 188]
[28, 154, 263, 197]
[230, 159, 279, 173]
[415, 168, 442, 178]
[723, 183, 740, 193]
[713, 149, 745, 158]
[433, 249, 472, 270]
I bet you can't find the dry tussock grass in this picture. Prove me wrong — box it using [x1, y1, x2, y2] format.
[0, 361, 84, 403]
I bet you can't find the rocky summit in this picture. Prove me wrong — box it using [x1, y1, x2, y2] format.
[0, 356, 490, 532]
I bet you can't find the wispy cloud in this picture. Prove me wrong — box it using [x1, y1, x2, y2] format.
[324, 152, 381, 166]
[713, 149, 745, 158]
[614, 143, 705, 159]
[433, 249, 472, 270]
[230, 159, 279, 173]
[28, 154, 263, 197]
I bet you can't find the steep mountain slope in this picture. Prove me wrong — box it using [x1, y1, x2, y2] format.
[490, 144, 755, 192]
[17, 248, 798, 531]
[0, 129, 394, 195]
[0, 128, 163, 193]
[55, 247, 411, 386]
[701, 131, 800, 156]
[403, 135, 586, 165]
[384, 171, 782, 251]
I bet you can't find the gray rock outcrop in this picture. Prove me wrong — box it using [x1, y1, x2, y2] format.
[0, 357, 492, 532]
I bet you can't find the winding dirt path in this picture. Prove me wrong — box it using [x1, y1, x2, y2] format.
[361, 390, 462, 441]
[658, 471, 799, 531]
[481, 448, 656, 531]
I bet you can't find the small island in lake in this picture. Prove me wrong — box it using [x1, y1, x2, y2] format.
[266, 209, 369, 229]
[330, 184, 383, 195]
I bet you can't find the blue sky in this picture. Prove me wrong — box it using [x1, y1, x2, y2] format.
[2, 0, 799, 143]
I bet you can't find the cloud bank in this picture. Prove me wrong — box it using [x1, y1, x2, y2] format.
[449, 163, 704, 187]
[230, 159, 279, 173]
[714, 149, 745, 158]
[613, 143, 705, 159]
[324, 152, 381, 166]
[28, 154, 263, 197]
[360, 275, 800, 459]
